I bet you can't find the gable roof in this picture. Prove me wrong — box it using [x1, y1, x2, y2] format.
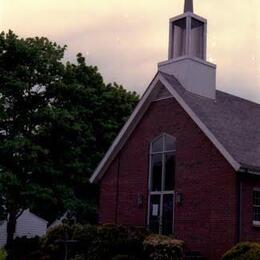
[162, 72, 260, 172]
[90, 72, 260, 183]
[22, 209, 48, 225]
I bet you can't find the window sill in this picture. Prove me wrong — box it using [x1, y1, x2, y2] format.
[253, 221, 260, 227]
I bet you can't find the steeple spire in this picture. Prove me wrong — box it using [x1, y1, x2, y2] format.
[158, 0, 217, 99]
[184, 0, 193, 13]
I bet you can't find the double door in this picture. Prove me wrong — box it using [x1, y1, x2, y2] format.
[148, 193, 174, 235]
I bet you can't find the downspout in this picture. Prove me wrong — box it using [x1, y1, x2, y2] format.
[115, 152, 121, 224]
[236, 168, 248, 243]
[236, 172, 241, 243]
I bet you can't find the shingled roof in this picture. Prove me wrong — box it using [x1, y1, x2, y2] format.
[161, 72, 260, 172]
[90, 72, 260, 183]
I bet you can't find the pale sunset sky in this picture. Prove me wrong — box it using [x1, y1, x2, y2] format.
[0, 0, 260, 102]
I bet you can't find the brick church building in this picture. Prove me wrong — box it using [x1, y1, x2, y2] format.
[90, 0, 260, 258]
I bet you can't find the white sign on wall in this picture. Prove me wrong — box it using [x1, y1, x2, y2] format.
[152, 204, 159, 216]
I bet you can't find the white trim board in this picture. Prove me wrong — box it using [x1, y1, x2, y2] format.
[90, 72, 240, 183]
[90, 73, 163, 183]
[159, 75, 240, 171]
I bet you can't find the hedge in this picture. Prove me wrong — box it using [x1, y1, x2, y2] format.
[143, 234, 184, 260]
[222, 242, 260, 260]
[0, 249, 7, 260]
[41, 224, 184, 260]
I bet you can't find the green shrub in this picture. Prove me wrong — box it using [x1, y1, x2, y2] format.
[41, 224, 147, 260]
[111, 255, 140, 260]
[71, 255, 86, 260]
[87, 224, 146, 260]
[41, 224, 184, 260]
[41, 224, 74, 260]
[143, 234, 184, 260]
[0, 249, 7, 260]
[222, 242, 260, 260]
[92, 224, 128, 258]
[7, 236, 41, 260]
[72, 224, 97, 256]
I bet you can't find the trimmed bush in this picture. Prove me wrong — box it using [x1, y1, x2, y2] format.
[0, 249, 7, 260]
[87, 224, 147, 260]
[41, 224, 185, 260]
[41, 224, 148, 260]
[41, 224, 75, 260]
[71, 255, 86, 260]
[143, 234, 184, 260]
[72, 224, 98, 255]
[111, 255, 140, 260]
[222, 242, 260, 260]
[7, 236, 41, 260]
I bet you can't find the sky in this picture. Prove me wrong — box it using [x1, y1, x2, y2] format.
[0, 0, 260, 103]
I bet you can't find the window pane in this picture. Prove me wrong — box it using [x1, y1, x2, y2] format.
[162, 194, 174, 235]
[164, 153, 175, 191]
[151, 154, 162, 191]
[253, 191, 260, 205]
[254, 207, 260, 221]
[165, 135, 176, 151]
[152, 136, 163, 153]
[149, 195, 161, 233]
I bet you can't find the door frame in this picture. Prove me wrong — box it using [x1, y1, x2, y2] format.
[147, 133, 176, 234]
[147, 191, 175, 234]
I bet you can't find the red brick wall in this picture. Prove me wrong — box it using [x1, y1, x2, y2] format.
[98, 97, 239, 259]
[99, 156, 119, 224]
[240, 177, 260, 241]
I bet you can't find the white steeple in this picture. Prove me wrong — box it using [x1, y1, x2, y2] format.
[158, 0, 216, 99]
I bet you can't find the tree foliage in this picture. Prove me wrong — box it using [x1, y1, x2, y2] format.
[0, 30, 139, 246]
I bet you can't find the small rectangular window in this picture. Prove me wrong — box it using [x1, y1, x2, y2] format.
[151, 154, 162, 191]
[164, 153, 175, 191]
[253, 189, 260, 225]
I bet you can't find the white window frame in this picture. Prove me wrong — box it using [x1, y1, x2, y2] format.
[147, 133, 176, 234]
[253, 188, 260, 226]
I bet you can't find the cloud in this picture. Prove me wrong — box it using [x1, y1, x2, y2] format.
[1, 0, 260, 102]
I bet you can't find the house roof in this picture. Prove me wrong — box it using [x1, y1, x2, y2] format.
[0, 209, 48, 226]
[90, 72, 260, 183]
[161, 72, 260, 172]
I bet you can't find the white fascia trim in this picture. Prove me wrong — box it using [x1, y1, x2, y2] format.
[90, 72, 240, 183]
[158, 56, 216, 69]
[169, 12, 207, 24]
[158, 75, 241, 171]
[239, 167, 260, 175]
[90, 73, 161, 183]
[253, 221, 260, 227]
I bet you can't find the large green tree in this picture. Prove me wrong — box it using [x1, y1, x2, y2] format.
[0, 31, 66, 249]
[0, 31, 138, 249]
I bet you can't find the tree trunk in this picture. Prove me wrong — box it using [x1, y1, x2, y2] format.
[6, 210, 17, 251]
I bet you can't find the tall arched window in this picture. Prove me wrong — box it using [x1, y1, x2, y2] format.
[148, 134, 176, 235]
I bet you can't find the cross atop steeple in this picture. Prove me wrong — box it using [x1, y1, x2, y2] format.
[184, 0, 193, 13]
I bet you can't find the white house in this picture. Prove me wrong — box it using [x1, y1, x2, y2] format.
[48, 210, 76, 230]
[0, 209, 48, 247]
